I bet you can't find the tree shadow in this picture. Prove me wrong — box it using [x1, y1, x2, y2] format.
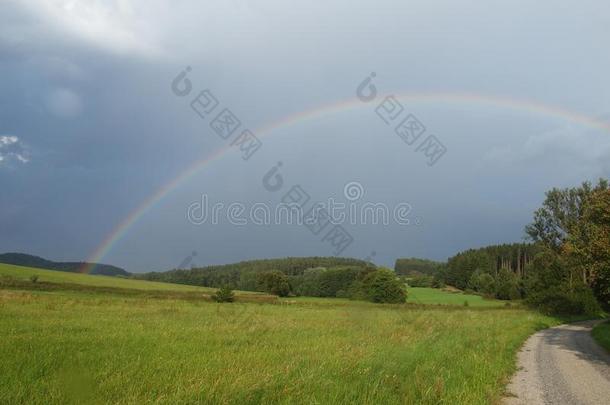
[539, 320, 610, 370]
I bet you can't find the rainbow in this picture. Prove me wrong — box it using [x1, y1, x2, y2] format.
[82, 91, 610, 272]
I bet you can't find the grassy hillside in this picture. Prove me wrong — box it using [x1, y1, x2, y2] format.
[0, 263, 203, 291]
[0, 263, 263, 297]
[0, 252, 130, 276]
[0, 286, 558, 404]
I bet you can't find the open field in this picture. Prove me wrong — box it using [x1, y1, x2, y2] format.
[406, 287, 508, 307]
[0, 278, 559, 404]
[277, 287, 507, 309]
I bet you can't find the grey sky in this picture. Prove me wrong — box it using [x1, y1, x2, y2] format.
[1, 0, 609, 272]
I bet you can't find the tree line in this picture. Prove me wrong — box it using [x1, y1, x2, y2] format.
[137, 257, 375, 289]
[137, 178, 610, 313]
[394, 258, 443, 276]
[137, 257, 406, 303]
[443, 243, 541, 292]
[437, 179, 610, 315]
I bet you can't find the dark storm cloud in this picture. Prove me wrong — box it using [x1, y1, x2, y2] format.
[1, 0, 610, 271]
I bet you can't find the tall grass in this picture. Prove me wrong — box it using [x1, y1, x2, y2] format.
[0, 288, 557, 404]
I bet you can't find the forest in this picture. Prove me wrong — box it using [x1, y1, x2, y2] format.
[394, 257, 443, 276]
[439, 179, 610, 315]
[136, 257, 406, 301]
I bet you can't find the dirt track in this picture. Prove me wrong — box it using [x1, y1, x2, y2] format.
[504, 320, 610, 405]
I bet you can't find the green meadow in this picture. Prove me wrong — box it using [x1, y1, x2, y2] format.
[406, 287, 508, 307]
[0, 263, 559, 404]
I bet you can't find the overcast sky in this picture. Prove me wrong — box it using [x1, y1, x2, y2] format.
[1, 0, 610, 272]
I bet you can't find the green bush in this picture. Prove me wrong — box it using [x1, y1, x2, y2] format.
[407, 275, 435, 288]
[294, 266, 364, 297]
[256, 271, 290, 297]
[360, 268, 407, 304]
[495, 269, 520, 300]
[29, 275, 39, 283]
[468, 270, 495, 296]
[431, 276, 446, 289]
[347, 280, 368, 301]
[526, 284, 601, 316]
[211, 286, 235, 302]
[335, 289, 349, 299]
[593, 267, 610, 309]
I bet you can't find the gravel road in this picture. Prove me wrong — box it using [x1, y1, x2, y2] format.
[504, 320, 610, 405]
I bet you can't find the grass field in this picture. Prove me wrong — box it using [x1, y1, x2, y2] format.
[0, 265, 560, 404]
[406, 287, 507, 307]
[592, 321, 610, 353]
[278, 288, 506, 309]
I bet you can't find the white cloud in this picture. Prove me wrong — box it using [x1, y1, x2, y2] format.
[45, 88, 83, 118]
[3, 0, 276, 61]
[0, 136, 19, 145]
[0, 135, 30, 165]
[16, 0, 161, 57]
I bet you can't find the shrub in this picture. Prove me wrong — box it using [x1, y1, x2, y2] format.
[294, 266, 363, 297]
[211, 286, 235, 302]
[335, 289, 349, 299]
[407, 275, 435, 288]
[468, 270, 495, 295]
[361, 268, 407, 304]
[527, 284, 601, 316]
[495, 269, 520, 300]
[347, 280, 368, 301]
[431, 276, 446, 289]
[592, 267, 610, 309]
[256, 271, 290, 297]
[29, 275, 39, 283]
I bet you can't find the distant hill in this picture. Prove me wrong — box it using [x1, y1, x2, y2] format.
[0, 253, 130, 277]
[394, 257, 444, 276]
